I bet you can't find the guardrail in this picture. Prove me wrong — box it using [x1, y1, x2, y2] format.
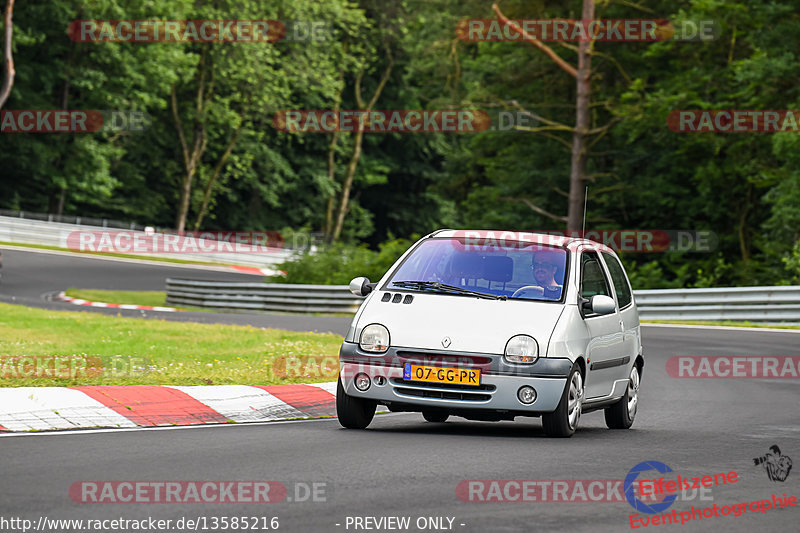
[633, 286, 800, 322]
[165, 280, 800, 322]
[166, 279, 362, 313]
[0, 215, 296, 271]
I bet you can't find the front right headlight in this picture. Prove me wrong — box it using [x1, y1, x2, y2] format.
[359, 323, 390, 353]
[504, 335, 539, 364]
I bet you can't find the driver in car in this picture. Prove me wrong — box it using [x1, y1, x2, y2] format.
[531, 255, 563, 300]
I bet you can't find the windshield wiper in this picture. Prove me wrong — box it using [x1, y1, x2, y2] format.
[391, 280, 505, 300]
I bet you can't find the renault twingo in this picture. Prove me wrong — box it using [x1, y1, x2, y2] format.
[337, 230, 643, 437]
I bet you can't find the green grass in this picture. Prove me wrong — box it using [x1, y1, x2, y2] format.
[0, 302, 343, 387]
[65, 289, 170, 308]
[0, 241, 250, 268]
[643, 320, 800, 330]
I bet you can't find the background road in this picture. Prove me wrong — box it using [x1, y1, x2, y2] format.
[2, 326, 798, 532]
[0, 247, 350, 334]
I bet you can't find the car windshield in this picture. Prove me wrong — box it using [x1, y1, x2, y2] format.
[386, 237, 568, 301]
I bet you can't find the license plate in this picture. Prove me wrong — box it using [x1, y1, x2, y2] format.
[403, 364, 480, 385]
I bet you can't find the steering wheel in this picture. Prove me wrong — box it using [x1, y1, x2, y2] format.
[511, 285, 545, 298]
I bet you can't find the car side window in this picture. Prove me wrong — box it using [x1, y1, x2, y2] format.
[580, 252, 611, 300]
[602, 253, 633, 308]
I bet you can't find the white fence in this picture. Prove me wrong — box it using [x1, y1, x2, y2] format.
[0, 214, 297, 271]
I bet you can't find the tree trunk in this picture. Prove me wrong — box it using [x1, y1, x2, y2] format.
[323, 69, 345, 242]
[331, 127, 365, 241]
[56, 188, 66, 217]
[55, 72, 71, 217]
[738, 183, 752, 263]
[330, 55, 394, 241]
[193, 124, 241, 230]
[175, 168, 193, 233]
[171, 50, 210, 232]
[493, 2, 597, 231]
[0, 0, 14, 110]
[567, 0, 594, 231]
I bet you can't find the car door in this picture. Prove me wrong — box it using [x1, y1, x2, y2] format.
[580, 250, 625, 400]
[600, 252, 639, 376]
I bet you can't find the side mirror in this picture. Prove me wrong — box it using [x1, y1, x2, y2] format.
[583, 294, 616, 315]
[349, 276, 375, 297]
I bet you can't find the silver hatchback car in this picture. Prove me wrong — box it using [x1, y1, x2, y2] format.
[337, 230, 643, 437]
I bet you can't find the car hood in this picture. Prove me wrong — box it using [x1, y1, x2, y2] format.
[355, 291, 564, 355]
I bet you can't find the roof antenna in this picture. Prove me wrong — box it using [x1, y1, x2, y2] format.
[582, 185, 588, 237]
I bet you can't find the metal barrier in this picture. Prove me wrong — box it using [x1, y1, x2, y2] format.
[633, 286, 800, 322]
[166, 279, 362, 313]
[165, 280, 800, 322]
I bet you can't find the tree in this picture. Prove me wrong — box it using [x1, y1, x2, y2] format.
[170, 0, 367, 232]
[323, 0, 407, 242]
[493, 1, 602, 230]
[0, 0, 13, 109]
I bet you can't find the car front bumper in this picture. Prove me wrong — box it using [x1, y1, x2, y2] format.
[339, 343, 571, 414]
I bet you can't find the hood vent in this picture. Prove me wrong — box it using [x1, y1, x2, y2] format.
[380, 293, 414, 304]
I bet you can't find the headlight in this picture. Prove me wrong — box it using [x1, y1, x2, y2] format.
[359, 324, 390, 353]
[504, 335, 538, 364]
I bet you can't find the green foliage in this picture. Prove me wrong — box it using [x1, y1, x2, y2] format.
[271, 236, 416, 284]
[783, 242, 800, 283]
[1, 0, 799, 289]
[623, 260, 683, 291]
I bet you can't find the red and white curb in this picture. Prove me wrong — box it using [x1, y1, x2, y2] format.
[0, 382, 337, 432]
[54, 292, 179, 312]
[230, 265, 285, 276]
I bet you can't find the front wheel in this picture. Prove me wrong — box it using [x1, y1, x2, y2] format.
[542, 364, 583, 438]
[336, 378, 377, 429]
[605, 365, 640, 429]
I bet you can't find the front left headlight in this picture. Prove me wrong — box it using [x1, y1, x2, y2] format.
[359, 323, 390, 353]
[504, 335, 539, 364]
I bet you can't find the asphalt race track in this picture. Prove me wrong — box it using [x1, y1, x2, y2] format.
[1, 247, 799, 532]
[0, 247, 351, 334]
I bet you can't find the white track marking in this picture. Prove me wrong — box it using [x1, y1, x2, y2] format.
[0, 387, 136, 431]
[307, 382, 337, 395]
[165, 385, 307, 422]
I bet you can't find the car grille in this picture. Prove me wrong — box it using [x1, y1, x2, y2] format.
[395, 351, 492, 366]
[390, 378, 494, 402]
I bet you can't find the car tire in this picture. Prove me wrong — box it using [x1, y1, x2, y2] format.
[422, 410, 449, 423]
[542, 363, 583, 438]
[336, 378, 377, 429]
[605, 365, 640, 429]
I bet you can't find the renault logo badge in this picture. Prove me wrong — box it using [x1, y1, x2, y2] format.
[442, 336, 451, 348]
